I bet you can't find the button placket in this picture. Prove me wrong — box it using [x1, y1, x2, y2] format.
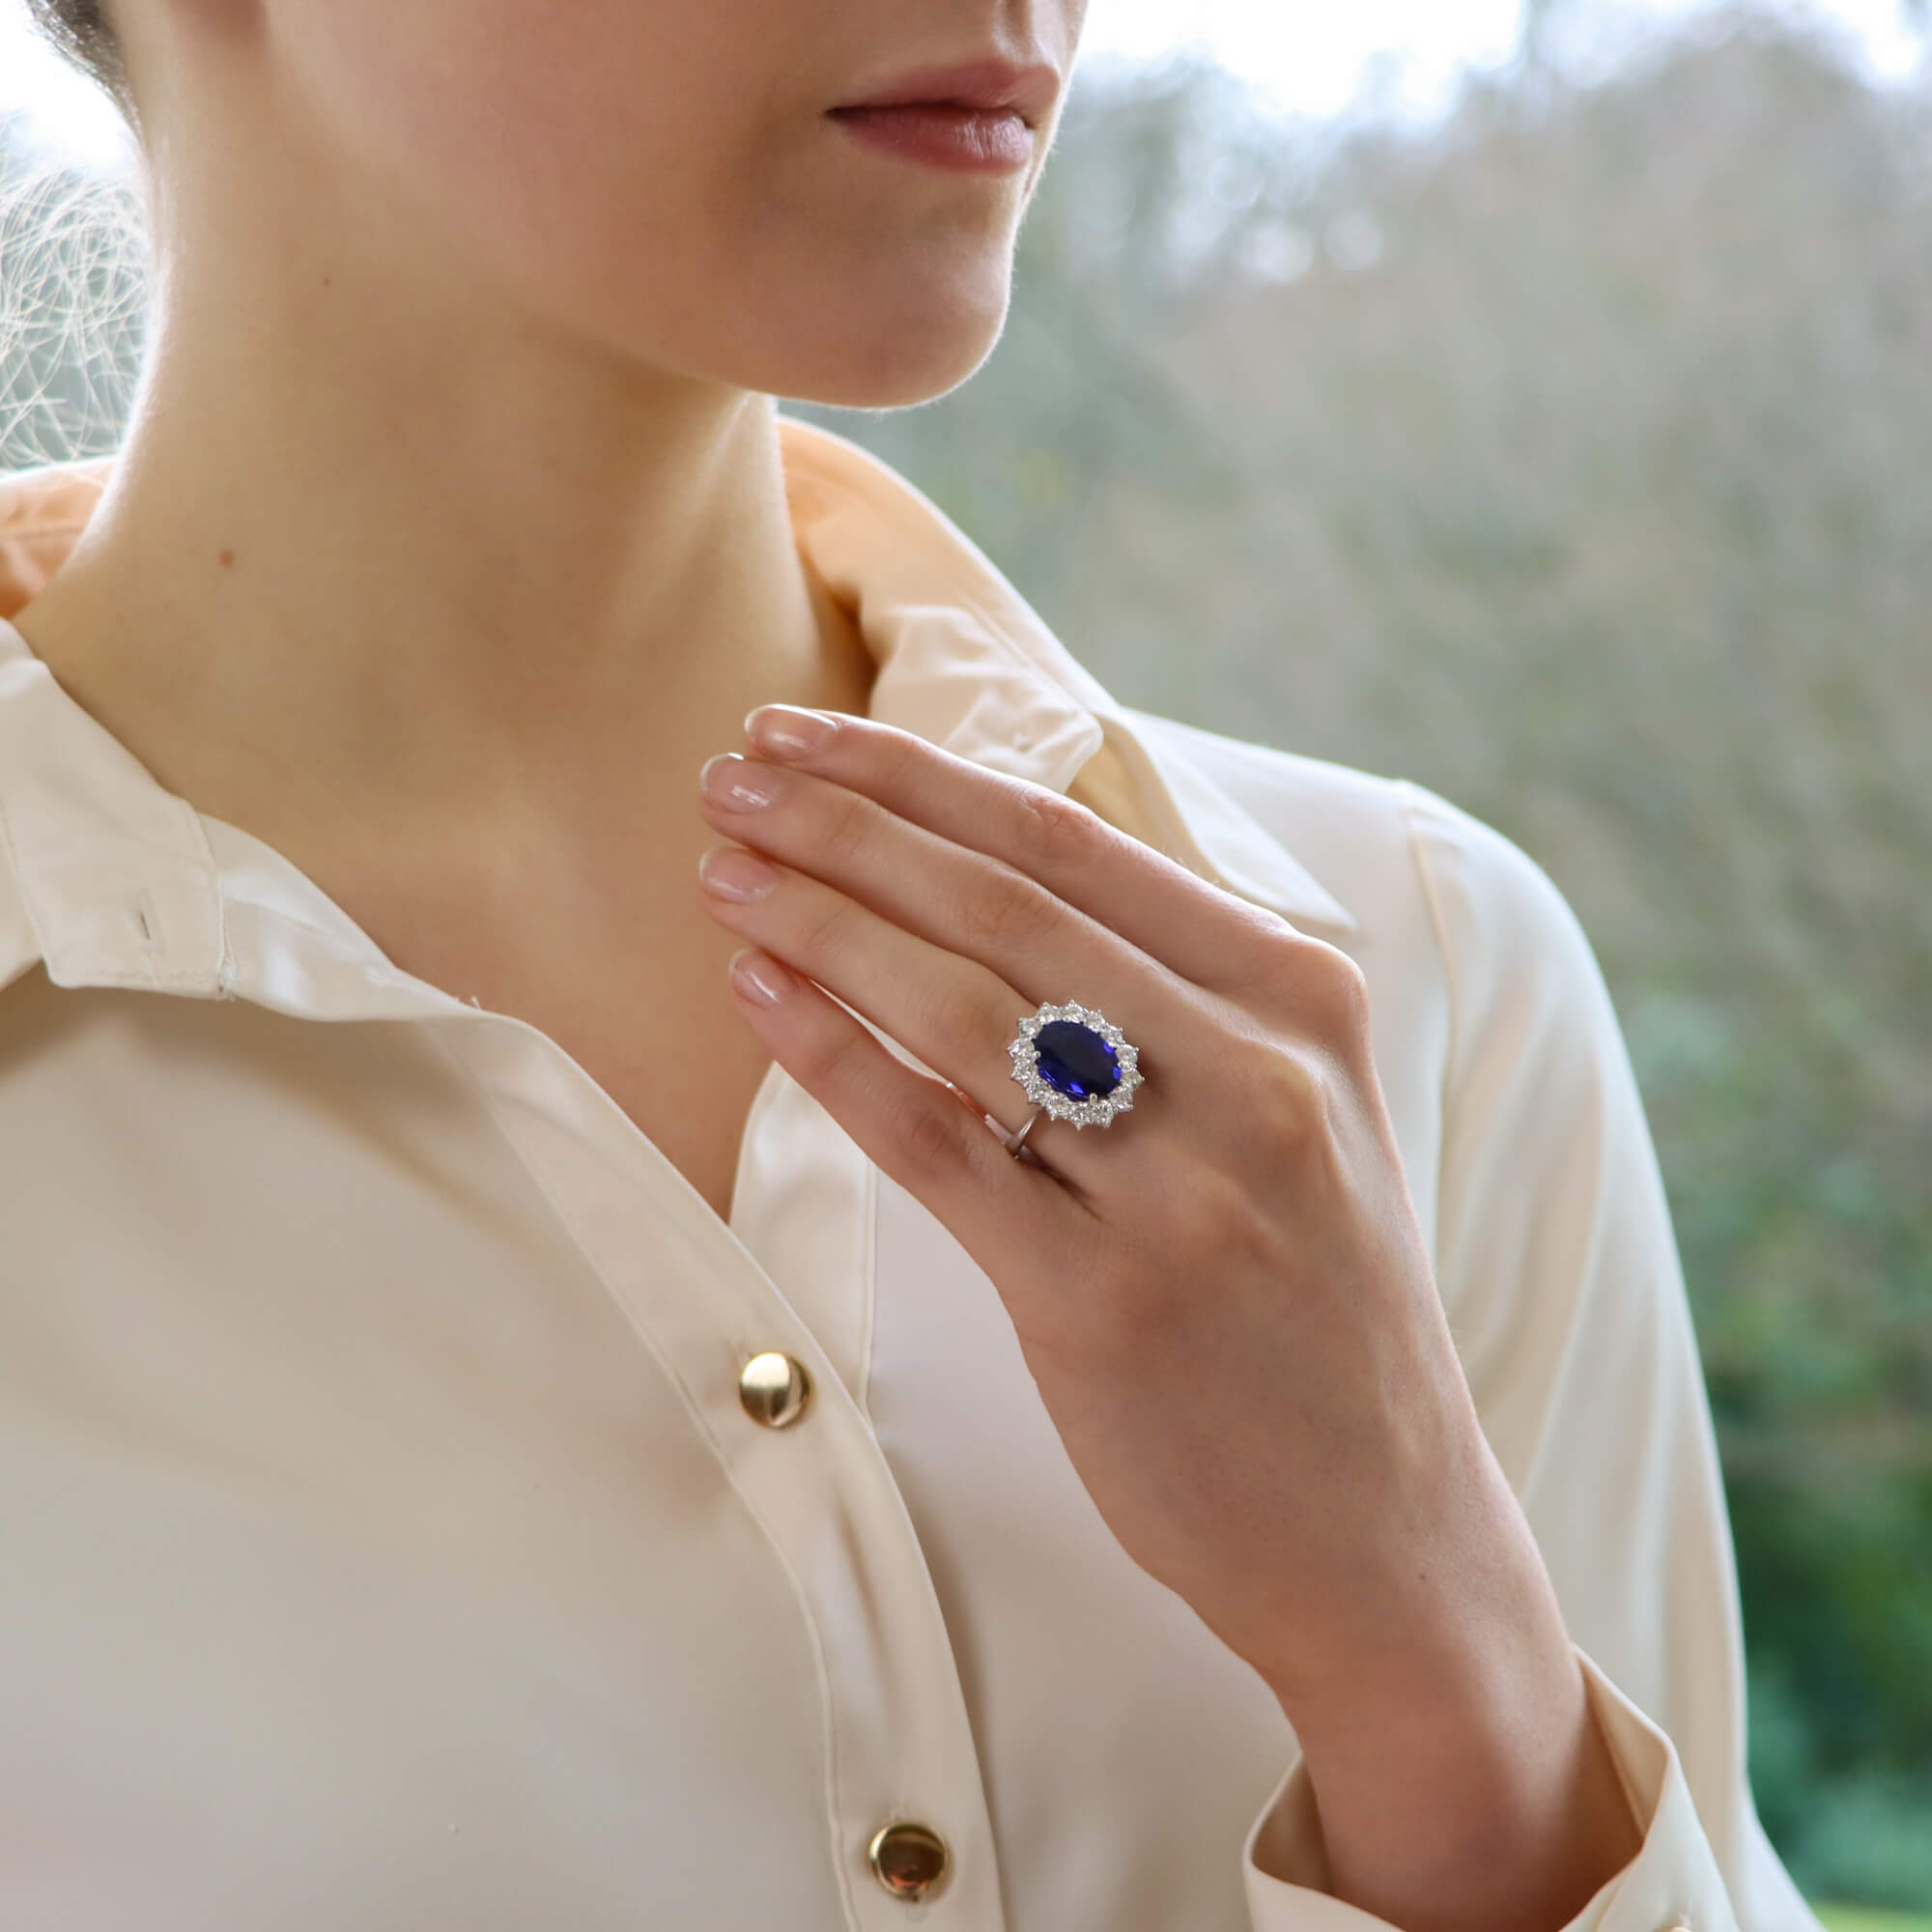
[437, 1014, 1009, 1929]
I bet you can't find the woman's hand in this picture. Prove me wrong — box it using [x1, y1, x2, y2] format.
[693, 702, 1644, 1930]
[691, 700, 1507, 1701]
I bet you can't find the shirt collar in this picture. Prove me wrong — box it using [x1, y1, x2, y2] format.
[780, 418, 1356, 936]
[0, 415, 1352, 1002]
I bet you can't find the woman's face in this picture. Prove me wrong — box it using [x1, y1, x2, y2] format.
[246, 0, 1089, 409]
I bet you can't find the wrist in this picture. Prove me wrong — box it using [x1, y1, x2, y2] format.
[1271, 1601, 1642, 1932]
[1257, 1414, 1551, 1722]
[1256, 1439, 1645, 1932]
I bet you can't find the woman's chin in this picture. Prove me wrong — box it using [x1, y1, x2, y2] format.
[783, 340, 1000, 412]
[755, 292, 1010, 411]
[574, 256, 1012, 412]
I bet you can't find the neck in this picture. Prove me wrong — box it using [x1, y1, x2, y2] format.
[13, 315, 875, 877]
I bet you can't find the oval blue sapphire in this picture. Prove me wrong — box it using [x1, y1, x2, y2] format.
[1032, 1020, 1122, 1102]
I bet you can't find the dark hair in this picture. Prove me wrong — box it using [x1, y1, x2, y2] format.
[24, 0, 140, 129]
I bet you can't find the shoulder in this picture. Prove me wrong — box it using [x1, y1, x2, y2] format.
[1, 457, 114, 614]
[1117, 703, 1602, 1024]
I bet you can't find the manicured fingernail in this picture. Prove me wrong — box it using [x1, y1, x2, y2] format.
[746, 705, 838, 757]
[697, 845, 779, 902]
[729, 947, 792, 1006]
[701, 752, 783, 810]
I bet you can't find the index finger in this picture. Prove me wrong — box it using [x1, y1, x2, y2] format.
[743, 704, 1298, 994]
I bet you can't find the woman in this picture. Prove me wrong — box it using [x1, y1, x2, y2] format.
[0, 2, 1820, 1928]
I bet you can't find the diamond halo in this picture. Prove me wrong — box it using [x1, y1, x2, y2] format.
[1007, 1000, 1143, 1130]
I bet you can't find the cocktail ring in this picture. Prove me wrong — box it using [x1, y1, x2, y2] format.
[1003, 999, 1143, 1157]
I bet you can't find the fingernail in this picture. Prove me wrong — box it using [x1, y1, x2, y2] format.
[746, 704, 838, 757]
[728, 947, 792, 1006]
[697, 845, 780, 902]
[701, 752, 783, 810]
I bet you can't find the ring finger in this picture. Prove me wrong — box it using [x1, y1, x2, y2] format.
[696, 839, 1161, 1193]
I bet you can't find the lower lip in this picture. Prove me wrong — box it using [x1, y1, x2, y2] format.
[827, 103, 1033, 175]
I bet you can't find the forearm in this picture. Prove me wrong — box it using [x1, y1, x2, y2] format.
[1264, 1461, 1644, 1932]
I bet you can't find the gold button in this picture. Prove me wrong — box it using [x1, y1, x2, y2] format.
[867, 1821, 949, 1901]
[738, 1351, 811, 1429]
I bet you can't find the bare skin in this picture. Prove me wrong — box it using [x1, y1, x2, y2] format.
[18, 512, 876, 1225]
[11, 0, 1081, 1216]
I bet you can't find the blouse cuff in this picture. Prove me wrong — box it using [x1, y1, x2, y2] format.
[1240, 1642, 1739, 1932]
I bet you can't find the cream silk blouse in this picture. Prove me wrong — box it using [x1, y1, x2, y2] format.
[0, 416, 1821, 1932]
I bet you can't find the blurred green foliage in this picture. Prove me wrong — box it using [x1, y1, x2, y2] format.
[1816, 1908, 1932, 1932]
[5, 0, 1928, 1907]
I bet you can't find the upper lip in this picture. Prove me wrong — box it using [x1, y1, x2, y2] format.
[831, 58, 1060, 131]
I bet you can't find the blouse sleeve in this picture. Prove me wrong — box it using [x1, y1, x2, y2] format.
[1240, 778, 1827, 1932]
